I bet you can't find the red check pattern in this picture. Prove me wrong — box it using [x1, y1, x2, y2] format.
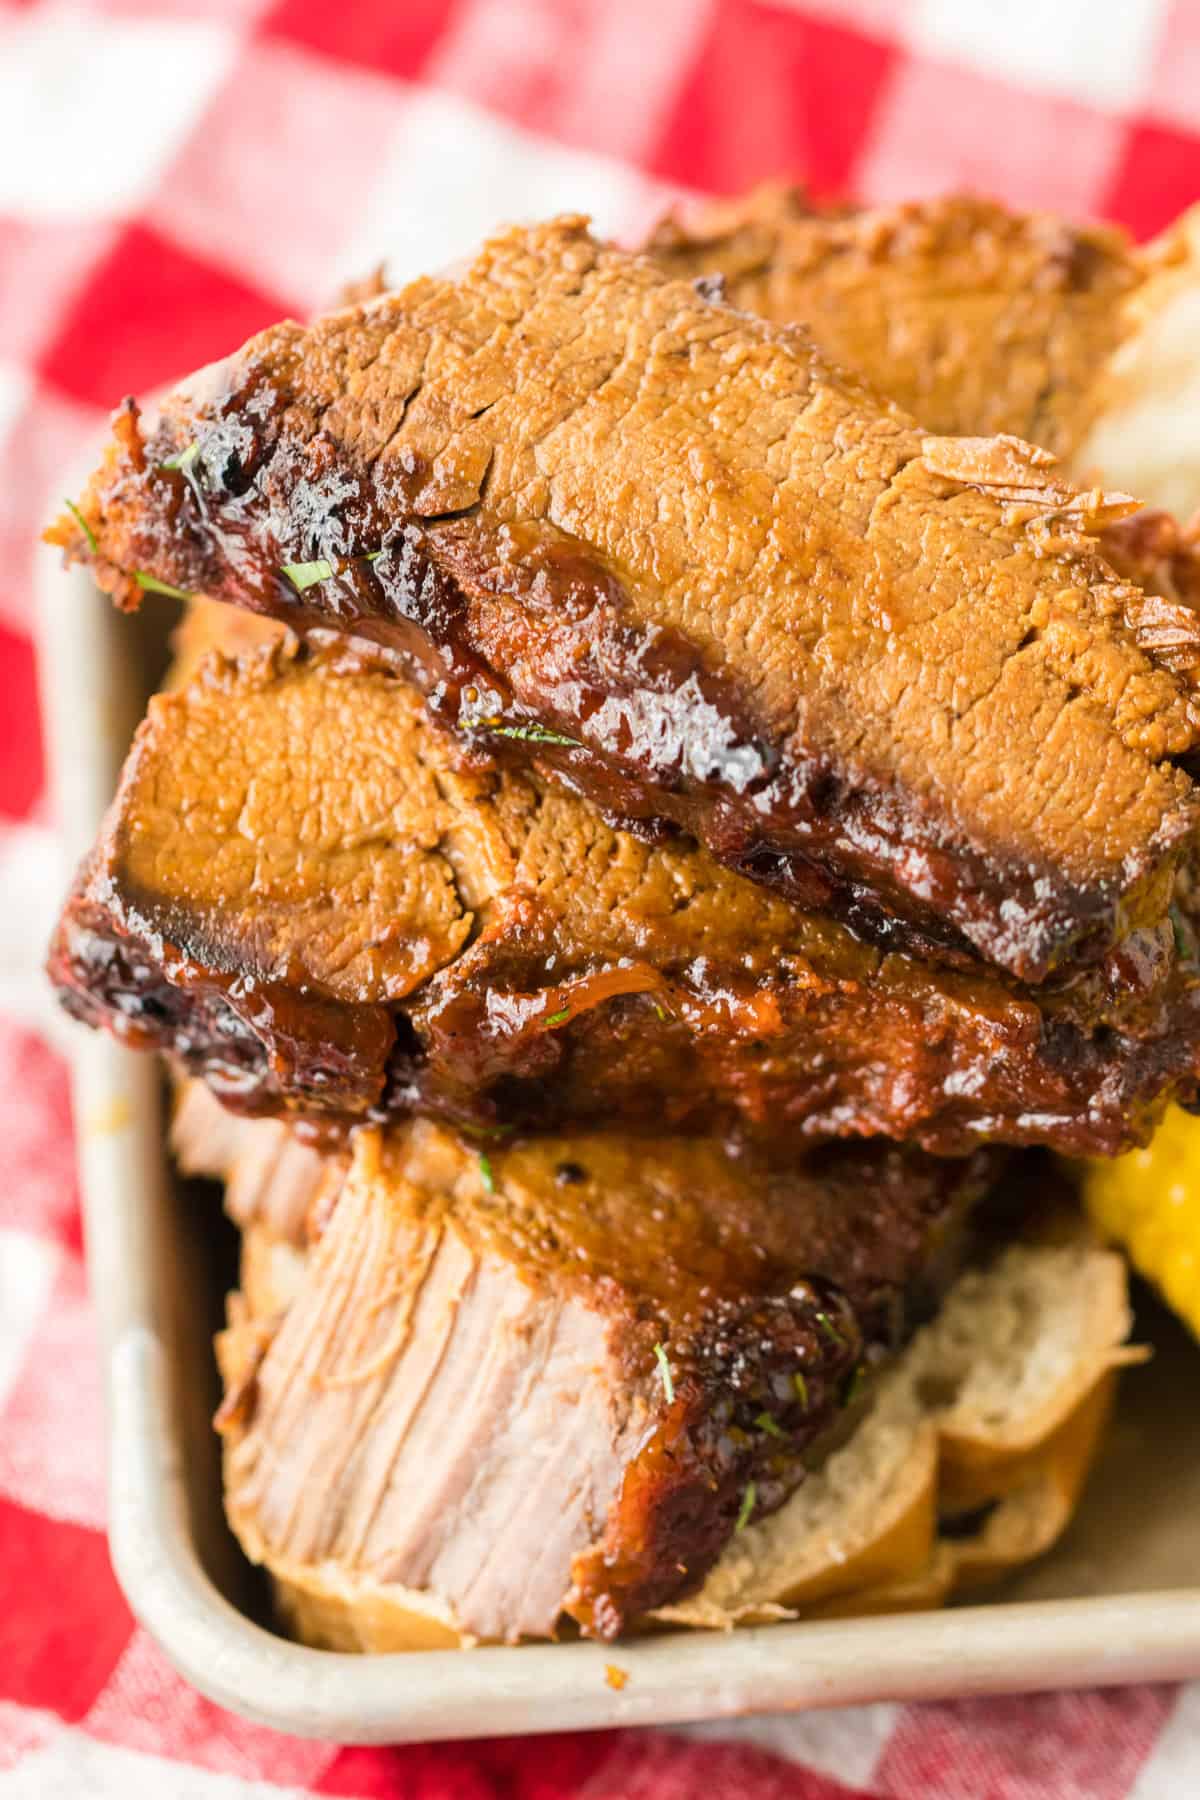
[3, 0, 1200, 1791]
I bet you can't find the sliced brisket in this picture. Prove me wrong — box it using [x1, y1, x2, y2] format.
[170, 1077, 336, 1241]
[218, 1117, 993, 1639]
[48, 641, 1200, 1155]
[646, 187, 1143, 457]
[50, 217, 1199, 983]
[647, 196, 1200, 715]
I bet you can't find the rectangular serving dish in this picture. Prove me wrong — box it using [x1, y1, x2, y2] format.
[36, 546, 1200, 1744]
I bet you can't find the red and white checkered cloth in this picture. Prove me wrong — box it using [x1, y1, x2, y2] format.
[3, 1, 1200, 1792]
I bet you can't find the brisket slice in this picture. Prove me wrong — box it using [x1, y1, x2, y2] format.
[47, 641, 1200, 1156]
[1099, 511, 1200, 692]
[170, 1076, 334, 1240]
[646, 190, 1200, 697]
[50, 216, 1200, 984]
[645, 187, 1144, 458]
[217, 1116, 994, 1640]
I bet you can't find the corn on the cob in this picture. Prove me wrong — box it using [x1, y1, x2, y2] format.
[1081, 1105, 1200, 1338]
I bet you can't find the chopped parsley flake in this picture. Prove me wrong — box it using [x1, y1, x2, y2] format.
[544, 1007, 570, 1026]
[281, 559, 335, 592]
[133, 570, 193, 601]
[843, 1363, 867, 1407]
[755, 1411, 785, 1439]
[652, 1002, 667, 1022]
[161, 441, 201, 474]
[1171, 903, 1189, 959]
[364, 549, 385, 563]
[478, 1153, 495, 1193]
[734, 1481, 757, 1534]
[486, 721, 580, 747]
[653, 1342, 675, 1405]
[463, 1120, 512, 1142]
[815, 1310, 844, 1347]
[64, 499, 97, 554]
[793, 1371, 809, 1409]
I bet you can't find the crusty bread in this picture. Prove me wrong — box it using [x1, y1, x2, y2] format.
[653, 1233, 1134, 1630]
[224, 1219, 1133, 1649]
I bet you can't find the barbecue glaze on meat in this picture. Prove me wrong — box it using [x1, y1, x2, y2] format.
[50, 216, 1200, 984]
[48, 641, 1200, 1155]
[646, 187, 1144, 458]
[218, 1118, 992, 1639]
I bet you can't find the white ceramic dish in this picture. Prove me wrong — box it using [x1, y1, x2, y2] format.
[36, 547, 1200, 1744]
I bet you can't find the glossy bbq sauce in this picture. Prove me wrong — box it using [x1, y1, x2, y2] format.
[71, 374, 1158, 985]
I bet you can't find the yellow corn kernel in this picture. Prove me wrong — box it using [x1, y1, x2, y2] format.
[1082, 1106, 1200, 1339]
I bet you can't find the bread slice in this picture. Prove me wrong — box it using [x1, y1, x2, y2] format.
[223, 1216, 1132, 1649]
[654, 1233, 1133, 1630]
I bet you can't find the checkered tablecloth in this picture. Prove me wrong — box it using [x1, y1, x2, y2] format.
[3, 1, 1200, 1793]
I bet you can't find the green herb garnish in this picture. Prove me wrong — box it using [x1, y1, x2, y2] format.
[814, 1310, 844, 1347]
[478, 1153, 495, 1193]
[364, 549, 385, 563]
[843, 1363, 867, 1407]
[487, 722, 580, 748]
[544, 1007, 570, 1026]
[653, 1342, 675, 1405]
[652, 1002, 666, 1023]
[134, 570, 193, 600]
[793, 1371, 809, 1409]
[161, 441, 200, 474]
[754, 1411, 785, 1439]
[64, 498, 97, 554]
[1171, 902, 1190, 960]
[461, 1120, 513, 1143]
[281, 559, 335, 592]
[734, 1482, 757, 1534]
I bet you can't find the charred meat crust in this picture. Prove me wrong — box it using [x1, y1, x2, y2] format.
[222, 1122, 994, 1636]
[46, 644, 1200, 1158]
[53, 895, 395, 1115]
[568, 1280, 863, 1629]
[51, 217, 1199, 984]
[562, 1138, 991, 1628]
